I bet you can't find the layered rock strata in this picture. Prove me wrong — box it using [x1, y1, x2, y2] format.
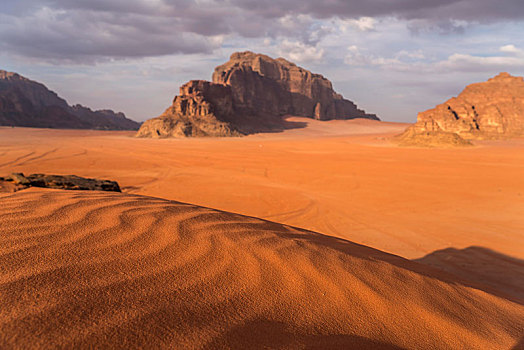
[212, 51, 378, 121]
[136, 80, 241, 138]
[400, 73, 524, 145]
[137, 52, 378, 138]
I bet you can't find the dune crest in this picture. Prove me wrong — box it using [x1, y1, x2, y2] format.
[1, 189, 522, 349]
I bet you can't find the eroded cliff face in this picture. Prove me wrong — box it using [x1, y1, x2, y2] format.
[137, 51, 378, 138]
[136, 80, 241, 138]
[0, 70, 140, 130]
[212, 51, 377, 121]
[401, 73, 524, 144]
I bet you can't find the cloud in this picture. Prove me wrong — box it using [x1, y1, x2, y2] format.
[344, 44, 524, 74]
[1, 0, 523, 63]
[438, 53, 524, 72]
[0, 5, 222, 63]
[0, 0, 321, 62]
[436, 45, 524, 72]
[344, 46, 413, 67]
[407, 19, 469, 35]
[341, 17, 377, 32]
[278, 40, 324, 63]
[500, 44, 523, 54]
[230, 0, 524, 22]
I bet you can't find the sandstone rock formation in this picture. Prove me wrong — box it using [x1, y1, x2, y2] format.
[137, 51, 378, 138]
[400, 73, 524, 145]
[136, 80, 241, 138]
[0, 173, 121, 192]
[397, 128, 473, 147]
[212, 51, 378, 121]
[0, 70, 140, 130]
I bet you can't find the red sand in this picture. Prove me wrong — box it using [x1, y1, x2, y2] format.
[1, 189, 522, 349]
[1, 119, 522, 260]
[0, 118, 523, 348]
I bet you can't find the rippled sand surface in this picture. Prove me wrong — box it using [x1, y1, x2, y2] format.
[1, 189, 522, 349]
[1, 118, 523, 348]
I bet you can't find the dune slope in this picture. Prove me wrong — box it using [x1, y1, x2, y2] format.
[0, 189, 522, 349]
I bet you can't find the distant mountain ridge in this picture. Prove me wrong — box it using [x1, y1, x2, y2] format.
[0, 70, 140, 130]
[137, 51, 378, 138]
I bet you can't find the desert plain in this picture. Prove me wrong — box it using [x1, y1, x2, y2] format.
[1, 118, 523, 349]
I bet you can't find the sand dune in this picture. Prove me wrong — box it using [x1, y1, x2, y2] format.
[1, 188, 522, 349]
[0, 120, 522, 263]
[1, 120, 523, 348]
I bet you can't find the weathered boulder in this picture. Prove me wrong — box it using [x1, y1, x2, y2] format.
[0, 173, 121, 192]
[8, 173, 31, 185]
[137, 52, 378, 138]
[0, 70, 140, 130]
[400, 73, 524, 145]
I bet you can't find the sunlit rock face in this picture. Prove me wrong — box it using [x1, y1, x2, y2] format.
[136, 80, 241, 138]
[405, 73, 524, 141]
[137, 51, 378, 138]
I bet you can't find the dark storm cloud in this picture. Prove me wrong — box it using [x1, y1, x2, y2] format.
[230, 0, 524, 22]
[0, 0, 522, 62]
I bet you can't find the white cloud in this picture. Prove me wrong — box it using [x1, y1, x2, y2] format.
[499, 44, 523, 55]
[277, 40, 324, 63]
[344, 45, 369, 65]
[344, 46, 419, 67]
[437, 53, 524, 71]
[396, 50, 425, 60]
[436, 45, 524, 72]
[341, 17, 377, 32]
[344, 44, 524, 74]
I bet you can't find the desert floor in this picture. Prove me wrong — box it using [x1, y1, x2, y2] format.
[1, 118, 523, 348]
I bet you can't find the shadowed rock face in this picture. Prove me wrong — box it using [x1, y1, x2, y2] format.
[0, 173, 121, 192]
[212, 51, 378, 121]
[137, 51, 378, 138]
[0, 70, 140, 130]
[401, 73, 524, 144]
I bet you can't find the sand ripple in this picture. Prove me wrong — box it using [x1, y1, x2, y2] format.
[0, 189, 522, 349]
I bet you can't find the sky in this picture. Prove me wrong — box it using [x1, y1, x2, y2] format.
[1, 0, 523, 123]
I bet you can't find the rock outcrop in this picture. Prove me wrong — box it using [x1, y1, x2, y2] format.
[397, 128, 473, 147]
[400, 73, 524, 145]
[0, 173, 121, 192]
[0, 70, 140, 130]
[212, 51, 378, 121]
[137, 51, 378, 138]
[136, 80, 241, 138]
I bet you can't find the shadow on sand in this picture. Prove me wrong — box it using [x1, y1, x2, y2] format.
[414, 246, 524, 305]
[513, 337, 524, 350]
[234, 115, 309, 135]
[267, 222, 524, 306]
[204, 319, 404, 349]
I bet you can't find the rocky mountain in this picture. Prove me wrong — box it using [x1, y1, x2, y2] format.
[0, 70, 140, 130]
[137, 51, 378, 138]
[137, 80, 242, 138]
[212, 51, 377, 121]
[400, 73, 524, 145]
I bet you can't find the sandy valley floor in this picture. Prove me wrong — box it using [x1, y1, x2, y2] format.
[1, 118, 523, 260]
[1, 118, 523, 348]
